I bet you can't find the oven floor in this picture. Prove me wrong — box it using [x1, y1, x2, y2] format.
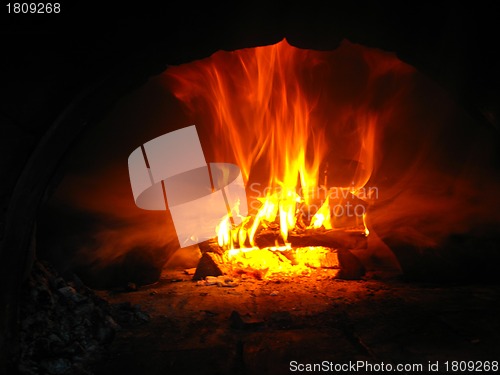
[92, 270, 500, 375]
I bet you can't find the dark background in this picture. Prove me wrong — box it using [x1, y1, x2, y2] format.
[2, 2, 499, 131]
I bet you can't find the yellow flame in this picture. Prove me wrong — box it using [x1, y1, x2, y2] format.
[308, 197, 332, 230]
[362, 212, 370, 236]
[216, 215, 231, 248]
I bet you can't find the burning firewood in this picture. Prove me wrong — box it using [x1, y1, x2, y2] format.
[254, 228, 367, 250]
[193, 239, 364, 281]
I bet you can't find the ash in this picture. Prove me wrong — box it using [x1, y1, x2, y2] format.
[15, 261, 150, 375]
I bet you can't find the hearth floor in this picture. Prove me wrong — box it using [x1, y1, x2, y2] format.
[92, 270, 500, 375]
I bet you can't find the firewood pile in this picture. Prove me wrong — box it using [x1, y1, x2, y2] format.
[194, 232, 366, 282]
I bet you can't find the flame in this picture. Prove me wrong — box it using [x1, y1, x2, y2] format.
[362, 213, 370, 236]
[216, 214, 231, 248]
[167, 40, 329, 244]
[212, 40, 324, 189]
[164, 39, 420, 277]
[167, 40, 382, 250]
[308, 197, 332, 230]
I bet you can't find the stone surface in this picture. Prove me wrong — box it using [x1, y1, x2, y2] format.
[91, 269, 500, 375]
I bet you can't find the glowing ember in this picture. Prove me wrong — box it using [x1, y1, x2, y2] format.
[223, 246, 340, 278]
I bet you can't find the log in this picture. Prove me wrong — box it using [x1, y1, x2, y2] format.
[198, 239, 223, 255]
[336, 249, 365, 280]
[193, 252, 228, 281]
[199, 228, 367, 254]
[254, 229, 367, 250]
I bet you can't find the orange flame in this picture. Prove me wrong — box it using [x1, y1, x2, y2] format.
[308, 197, 332, 230]
[166, 39, 384, 249]
[168, 40, 327, 189]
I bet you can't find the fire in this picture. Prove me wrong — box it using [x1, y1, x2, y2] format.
[308, 197, 332, 230]
[216, 215, 231, 248]
[222, 246, 339, 279]
[165, 39, 395, 277]
[362, 213, 369, 237]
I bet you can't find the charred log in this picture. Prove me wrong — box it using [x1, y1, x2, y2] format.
[254, 229, 367, 250]
[193, 252, 228, 281]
